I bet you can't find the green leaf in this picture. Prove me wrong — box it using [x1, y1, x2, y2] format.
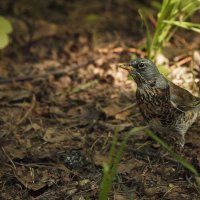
[164, 20, 200, 33]
[144, 129, 199, 176]
[142, 0, 200, 60]
[158, 64, 171, 76]
[0, 32, 9, 49]
[84, 14, 100, 22]
[99, 126, 147, 200]
[0, 16, 12, 34]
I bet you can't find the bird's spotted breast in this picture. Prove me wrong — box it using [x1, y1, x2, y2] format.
[136, 85, 198, 135]
[136, 86, 171, 122]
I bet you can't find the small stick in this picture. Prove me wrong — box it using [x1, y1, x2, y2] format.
[2, 147, 16, 170]
[16, 95, 36, 125]
[171, 56, 192, 68]
[115, 103, 136, 114]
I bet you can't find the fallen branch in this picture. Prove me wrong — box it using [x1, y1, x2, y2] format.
[0, 57, 98, 84]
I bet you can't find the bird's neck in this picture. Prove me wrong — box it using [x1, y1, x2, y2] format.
[135, 76, 157, 87]
[136, 75, 170, 103]
[136, 84, 171, 111]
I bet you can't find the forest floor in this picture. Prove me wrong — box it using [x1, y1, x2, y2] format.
[0, 1, 200, 199]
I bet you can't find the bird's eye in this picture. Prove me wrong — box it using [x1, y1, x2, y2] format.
[138, 62, 144, 68]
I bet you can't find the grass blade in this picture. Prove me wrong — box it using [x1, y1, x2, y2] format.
[144, 129, 199, 176]
[99, 126, 147, 200]
[164, 20, 200, 33]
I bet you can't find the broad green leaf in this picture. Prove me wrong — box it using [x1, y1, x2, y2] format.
[0, 16, 12, 34]
[0, 32, 9, 49]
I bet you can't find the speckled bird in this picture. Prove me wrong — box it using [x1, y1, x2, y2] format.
[119, 58, 200, 148]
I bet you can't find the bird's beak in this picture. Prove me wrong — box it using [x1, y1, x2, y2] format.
[118, 63, 132, 72]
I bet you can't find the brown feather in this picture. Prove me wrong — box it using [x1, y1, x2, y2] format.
[169, 81, 200, 111]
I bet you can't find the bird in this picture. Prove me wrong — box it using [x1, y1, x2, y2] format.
[119, 58, 200, 149]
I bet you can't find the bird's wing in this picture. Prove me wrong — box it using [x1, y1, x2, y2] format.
[169, 81, 200, 112]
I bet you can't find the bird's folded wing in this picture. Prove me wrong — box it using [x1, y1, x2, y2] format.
[169, 81, 200, 112]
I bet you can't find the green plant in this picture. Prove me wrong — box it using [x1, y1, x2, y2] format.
[140, 0, 200, 61]
[0, 16, 12, 49]
[144, 129, 200, 196]
[99, 127, 200, 199]
[144, 129, 198, 175]
[164, 20, 200, 33]
[99, 126, 146, 200]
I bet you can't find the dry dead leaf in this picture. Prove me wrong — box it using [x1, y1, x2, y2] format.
[115, 109, 131, 120]
[48, 106, 66, 117]
[14, 166, 52, 191]
[95, 57, 105, 66]
[98, 120, 132, 131]
[4, 145, 27, 160]
[32, 20, 59, 41]
[194, 50, 200, 66]
[114, 194, 128, 200]
[118, 158, 143, 174]
[43, 128, 67, 143]
[0, 89, 31, 103]
[24, 123, 41, 132]
[43, 128, 82, 144]
[101, 104, 121, 117]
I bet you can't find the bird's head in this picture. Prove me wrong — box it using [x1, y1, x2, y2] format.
[119, 58, 161, 86]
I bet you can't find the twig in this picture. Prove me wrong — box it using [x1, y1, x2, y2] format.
[69, 79, 99, 95]
[0, 57, 98, 84]
[127, 148, 181, 165]
[115, 103, 136, 114]
[148, 15, 157, 27]
[161, 185, 179, 200]
[1, 147, 16, 170]
[170, 56, 192, 68]
[128, 48, 146, 57]
[16, 95, 36, 125]
[14, 162, 63, 169]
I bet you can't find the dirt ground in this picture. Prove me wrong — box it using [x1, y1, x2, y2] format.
[0, 1, 200, 199]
